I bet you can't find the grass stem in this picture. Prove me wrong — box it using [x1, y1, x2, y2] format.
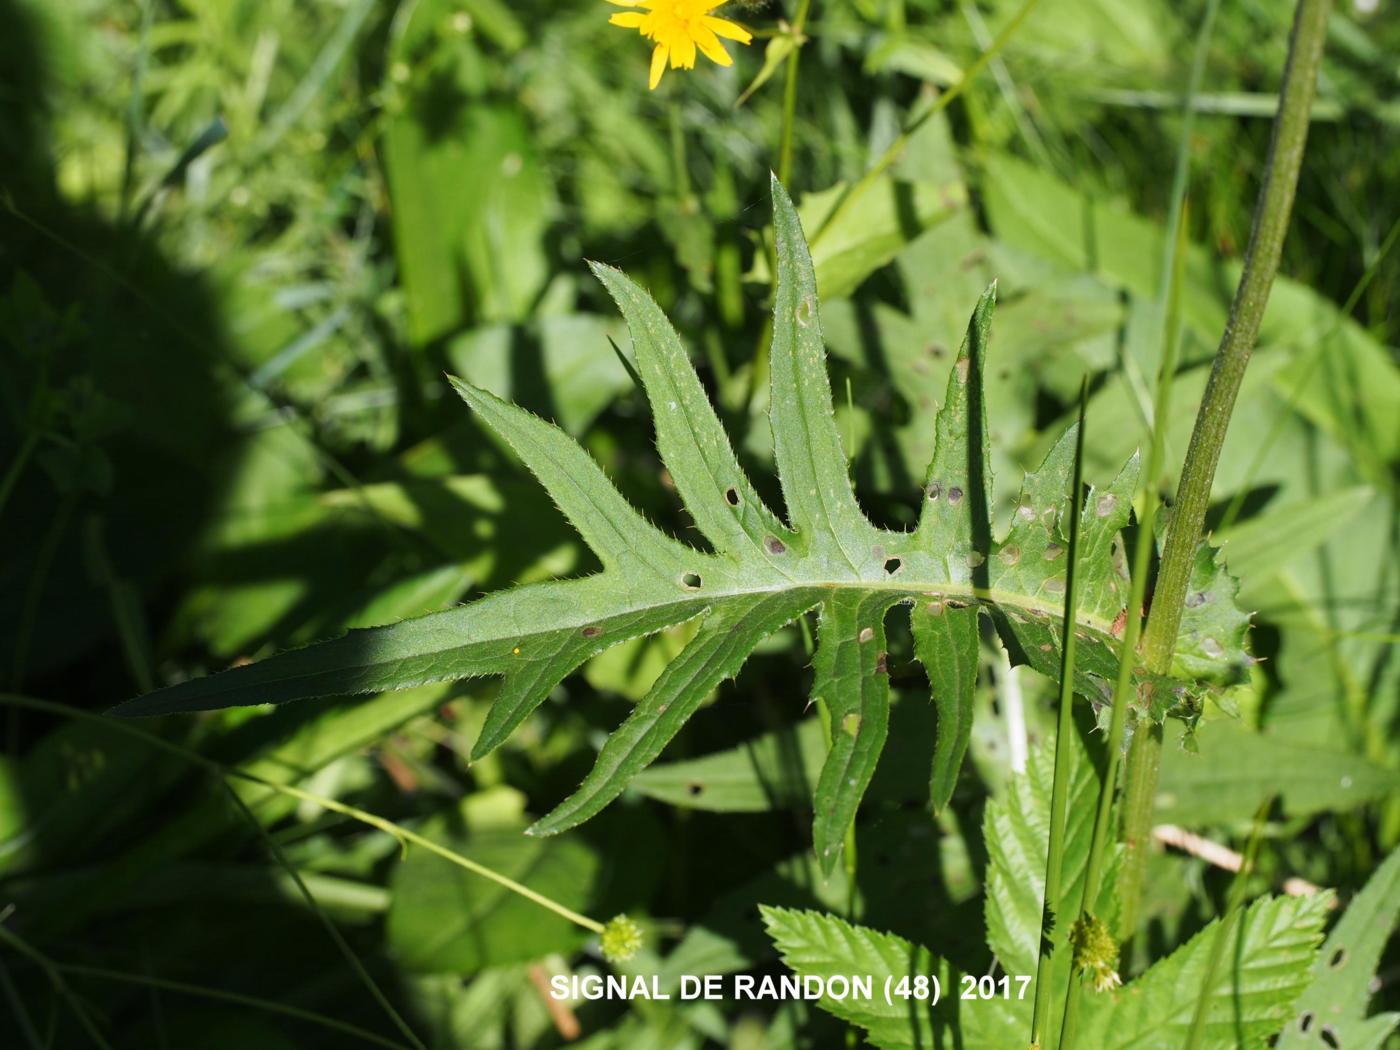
[1028, 381, 1087, 1048]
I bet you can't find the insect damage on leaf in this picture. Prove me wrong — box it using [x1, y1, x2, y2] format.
[112, 178, 1249, 872]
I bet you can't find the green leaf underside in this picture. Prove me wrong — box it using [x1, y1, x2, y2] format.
[115, 179, 1246, 867]
[911, 601, 978, 814]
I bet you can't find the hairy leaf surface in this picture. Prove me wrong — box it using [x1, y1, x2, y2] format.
[114, 180, 1246, 868]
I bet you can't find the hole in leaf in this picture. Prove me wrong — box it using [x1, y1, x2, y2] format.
[926, 482, 942, 501]
[682, 572, 702, 590]
[1320, 1027, 1339, 1048]
[687, 782, 704, 797]
[884, 557, 902, 575]
[724, 487, 740, 506]
[764, 536, 787, 555]
[1329, 948, 1346, 969]
[1299, 1013, 1313, 1033]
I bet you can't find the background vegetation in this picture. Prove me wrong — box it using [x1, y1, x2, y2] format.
[1, 0, 1397, 1046]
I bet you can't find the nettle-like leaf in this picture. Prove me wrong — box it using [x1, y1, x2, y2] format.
[765, 893, 1331, 1050]
[1075, 892, 1333, 1049]
[760, 905, 1020, 1049]
[984, 728, 1120, 1027]
[114, 180, 1246, 870]
[766, 741, 1332, 1050]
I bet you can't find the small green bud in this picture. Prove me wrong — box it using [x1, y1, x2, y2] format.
[1070, 914, 1121, 993]
[600, 914, 644, 964]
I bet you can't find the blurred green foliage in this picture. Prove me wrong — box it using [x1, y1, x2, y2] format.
[0, 0, 1397, 1046]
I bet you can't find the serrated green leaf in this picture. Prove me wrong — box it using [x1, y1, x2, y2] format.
[911, 601, 979, 814]
[1077, 893, 1333, 1048]
[115, 181, 1248, 863]
[1276, 846, 1400, 1049]
[810, 591, 900, 872]
[768, 175, 880, 568]
[984, 726, 1120, 995]
[529, 589, 821, 837]
[760, 906, 1019, 1050]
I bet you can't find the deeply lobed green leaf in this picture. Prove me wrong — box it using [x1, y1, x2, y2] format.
[114, 179, 1249, 870]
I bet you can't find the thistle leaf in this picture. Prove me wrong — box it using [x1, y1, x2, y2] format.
[113, 180, 1249, 863]
[911, 601, 979, 814]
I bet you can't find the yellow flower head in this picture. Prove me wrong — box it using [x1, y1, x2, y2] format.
[607, 0, 753, 90]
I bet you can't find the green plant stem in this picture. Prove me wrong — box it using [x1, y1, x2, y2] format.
[810, 0, 1042, 249]
[1181, 798, 1273, 1050]
[750, 0, 814, 410]
[0, 693, 607, 936]
[0, 924, 114, 1050]
[1029, 382, 1087, 1048]
[1058, 203, 1193, 1049]
[777, 0, 812, 188]
[1117, 0, 1333, 938]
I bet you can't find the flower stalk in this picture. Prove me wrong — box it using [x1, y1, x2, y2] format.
[1116, 0, 1334, 938]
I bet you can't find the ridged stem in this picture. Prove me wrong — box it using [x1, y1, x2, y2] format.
[1116, 0, 1333, 937]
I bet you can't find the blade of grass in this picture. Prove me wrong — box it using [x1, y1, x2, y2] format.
[0, 951, 44, 1050]
[1029, 380, 1089, 1048]
[1058, 200, 1194, 1047]
[748, 0, 816, 411]
[1119, 0, 1334, 936]
[218, 784, 428, 1050]
[0, 924, 114, 1050]
[55, 965, 414, 1050]
[809, 0, 1044, 249]
[0, 694, 607, 937]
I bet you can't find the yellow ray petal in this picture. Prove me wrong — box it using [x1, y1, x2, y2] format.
[649, 43, 668, 88]
[671, 33, 696, 69]
[700, 15, 752, 43]
[609, 11, 646, 26]
[691, 24, 732, 66]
